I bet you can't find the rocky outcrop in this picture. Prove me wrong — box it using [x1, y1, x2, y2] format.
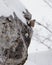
[0, 9, 35, 65]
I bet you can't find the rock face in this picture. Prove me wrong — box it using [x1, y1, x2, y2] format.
[0, 0, 35, 65]
[0, 10, 34, 65]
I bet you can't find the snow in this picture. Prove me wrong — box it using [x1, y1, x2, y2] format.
[34, 50, 52, 65]
[0, 0, 27, 24]
[0, 0, 13, 16]
[25, 50, 52, 65]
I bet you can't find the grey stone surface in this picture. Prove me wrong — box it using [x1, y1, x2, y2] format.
[0, 12, 33, 65]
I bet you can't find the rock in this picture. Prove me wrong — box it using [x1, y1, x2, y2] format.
[23, 9, 32, 20]
[0, 12, 33, 65]
[27, 19, 35, 27]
